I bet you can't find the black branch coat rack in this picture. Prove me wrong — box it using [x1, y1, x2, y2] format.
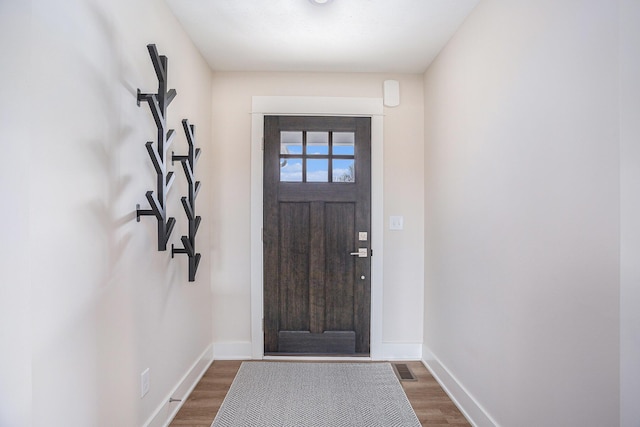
[136, 44, 176, 251]
[171, 119, 202, 282]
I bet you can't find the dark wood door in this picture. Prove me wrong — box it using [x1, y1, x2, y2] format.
[263, 116, 371, 355]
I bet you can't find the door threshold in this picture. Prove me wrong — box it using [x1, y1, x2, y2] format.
[263, 354, 372, 361]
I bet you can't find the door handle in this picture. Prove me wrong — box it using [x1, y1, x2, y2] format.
[350, 248, 368, 258]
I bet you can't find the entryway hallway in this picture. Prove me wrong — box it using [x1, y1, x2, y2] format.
[170, 360, 469, 426]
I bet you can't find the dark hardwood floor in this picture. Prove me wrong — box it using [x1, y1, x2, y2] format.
[170, 360, 470, 427]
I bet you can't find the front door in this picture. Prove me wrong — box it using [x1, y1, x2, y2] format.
[263, 116, 371, 355]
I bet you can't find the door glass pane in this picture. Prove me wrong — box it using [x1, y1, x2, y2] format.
[306, 159, 328, 182]
[280, 158, 303, 182]
[307, 132, 329, 155]
[332, 132, 355, 155]
[281, 131, 303, 155]
[333, 159, 355, 182]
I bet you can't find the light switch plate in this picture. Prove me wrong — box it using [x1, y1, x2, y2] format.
[389, 216, 404, 230]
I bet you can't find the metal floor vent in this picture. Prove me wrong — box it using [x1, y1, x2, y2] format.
[392, 363, 417, 381]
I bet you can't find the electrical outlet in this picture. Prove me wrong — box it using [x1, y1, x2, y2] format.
[141, 368, 150, 398]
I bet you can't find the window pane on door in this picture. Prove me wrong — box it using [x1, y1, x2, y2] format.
[281, 158, 303, 182]
[307, 132, 329, 155]
[307, 159, 328, 182]
[278, 131, 355, 183]
[333, 132, 355, 155]
[281, 131, 303, 154]
[333, 159, 355, 182]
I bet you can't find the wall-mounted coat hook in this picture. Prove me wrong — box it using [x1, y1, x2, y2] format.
[135, 44, 177, 251]
[171, 119, 202, 282]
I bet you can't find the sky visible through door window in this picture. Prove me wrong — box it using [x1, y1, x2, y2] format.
[280, 131, 355, 182]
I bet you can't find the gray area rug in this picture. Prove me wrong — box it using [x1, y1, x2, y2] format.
[211, 361, 421, 427]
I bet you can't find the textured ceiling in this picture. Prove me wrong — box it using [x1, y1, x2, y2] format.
[164, 0, 480, 73]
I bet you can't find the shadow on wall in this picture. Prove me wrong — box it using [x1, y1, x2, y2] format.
[32, 1, 139, 425]
[82, 2, 140, 425]
[85, 3, 190, 424]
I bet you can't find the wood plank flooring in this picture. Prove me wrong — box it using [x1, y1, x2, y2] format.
[170, 360, 470, 427]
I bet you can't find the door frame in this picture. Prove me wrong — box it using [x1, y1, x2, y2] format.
[250, 96, 384, 359]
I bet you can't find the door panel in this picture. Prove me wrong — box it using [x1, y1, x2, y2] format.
[278, 202, 310, 332]
[263, 115, 371, 355]
[324, 202, 356, 332]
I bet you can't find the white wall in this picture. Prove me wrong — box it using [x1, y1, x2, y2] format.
[210, 73, 425, 357]
[620, 0, 640, 425]
[423, 1, 620, 425]
[0, 2, 33, 425]
[0, 0, 213, 425]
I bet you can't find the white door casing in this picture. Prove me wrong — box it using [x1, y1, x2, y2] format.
[250, 96, 384, 359]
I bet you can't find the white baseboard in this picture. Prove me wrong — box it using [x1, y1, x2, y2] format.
[372, 342, 423, 361]
[422, 345, 498, 427]
[144, 343, 214, 427]
[213, 341, 253, 360]
[213, 341, 420, 361]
